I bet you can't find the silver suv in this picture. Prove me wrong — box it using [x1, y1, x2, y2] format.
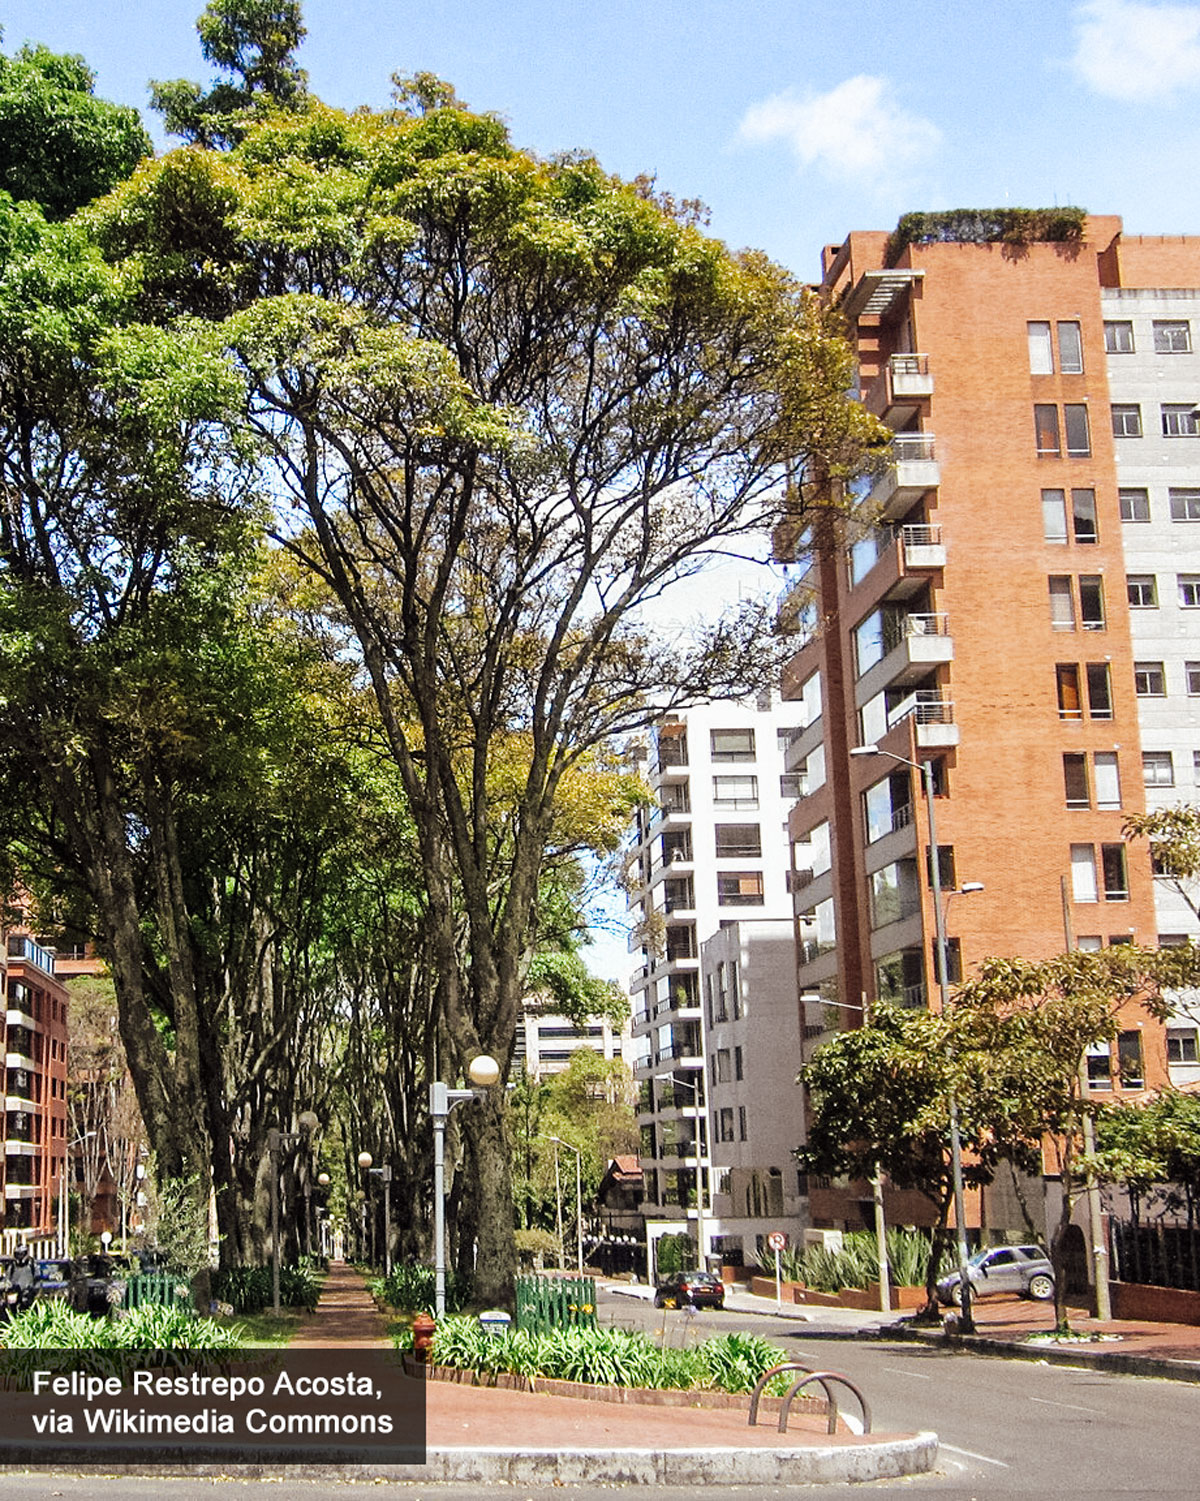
[937, 1244, 1055, 1305]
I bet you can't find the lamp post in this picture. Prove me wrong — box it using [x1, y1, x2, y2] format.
[357, 1152, 374, 1265]
[430, 1055, 500, 1317]
[544, 1135, 583, 1274]
[851, 743, 980, 1332]
[317, 1172, 331, 1258]
[368, 1164, 394, 1276]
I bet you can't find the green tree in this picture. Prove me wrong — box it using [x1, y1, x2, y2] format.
[150, 0, 307, 147]
[0, 40, 150, 218]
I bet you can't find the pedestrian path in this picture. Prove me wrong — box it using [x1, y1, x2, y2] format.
[291, 1260, 393, 1348]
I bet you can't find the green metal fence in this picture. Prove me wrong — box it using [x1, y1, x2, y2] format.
[122, 1271, 192, 1311]
[515, 1274, 597, 1335]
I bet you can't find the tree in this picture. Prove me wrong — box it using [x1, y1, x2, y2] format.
[0, 41, 150, 218]
[89, 93, 881, 1302]
[151, 0, 307, 147]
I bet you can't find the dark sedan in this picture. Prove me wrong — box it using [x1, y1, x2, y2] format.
[653, 1270, 725, 1309]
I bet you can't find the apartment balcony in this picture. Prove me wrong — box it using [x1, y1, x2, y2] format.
[866, 354, 934, 426]
[887, 689, 960, 749]
[783, 716, 824, 772]
[4, 1185, 38, 1201]
[866, 434, 940, 522]
[5, 1008, 39, 1033]
[6, 935, 55, 975]
[857, 614, 954, 703]
[900, 523, 945, 572]
[6, 1051, 37, 1074]
[869, 912, 926, 962]
[4, 1140, 36, 1156]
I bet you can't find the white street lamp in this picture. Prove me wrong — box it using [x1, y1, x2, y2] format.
[430, 1055, 500, 1317]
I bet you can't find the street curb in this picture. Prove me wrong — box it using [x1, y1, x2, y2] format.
[2, 1434, 939, 1486]
[604, 1283, 887, 1333]
[882, 1321, 1200, 1385]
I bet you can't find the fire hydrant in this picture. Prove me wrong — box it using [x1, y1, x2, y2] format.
[411, 1312, 437, 1363]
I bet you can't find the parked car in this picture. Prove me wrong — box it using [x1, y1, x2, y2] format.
[33, 1258, 75, 1301]
[936, 1244, 1055, 1305]
[653, 1269, 726, 1309]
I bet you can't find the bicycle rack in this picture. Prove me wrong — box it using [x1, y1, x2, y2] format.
[748, 1361, 872, 1436]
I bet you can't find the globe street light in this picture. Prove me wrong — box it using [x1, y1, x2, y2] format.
[850, 743, 980, 1332]
[430, 1055, 500, 1317]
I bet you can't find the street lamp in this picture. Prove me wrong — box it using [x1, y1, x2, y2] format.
[430, 1055, 500, 1317]
[357, 1152, 374, 1265]
[851, 742, 980, 1332]
[368, 1163, 394, 1276]
[316, 1173, 331, 1258]
[543, 1135, 583, 1274]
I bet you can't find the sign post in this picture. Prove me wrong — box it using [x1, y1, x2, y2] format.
[767, 1231, 788, 1310]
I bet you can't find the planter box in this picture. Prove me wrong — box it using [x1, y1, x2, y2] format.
[1109, 1280, 1200, 1326]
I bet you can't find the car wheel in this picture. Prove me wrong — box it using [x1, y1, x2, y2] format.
[946, 1282, 964, 1306]
[1027, 1273, 1054, 1301]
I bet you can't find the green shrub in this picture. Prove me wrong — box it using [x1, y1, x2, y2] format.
[373, 1263, 472, 1314]
[0, 1298, 245, 1379]
[760, 1229, 933, 1292]
[211, 1262, 321, 1314]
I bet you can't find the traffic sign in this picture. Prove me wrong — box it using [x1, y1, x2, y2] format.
[767, 1231, 787, 1251]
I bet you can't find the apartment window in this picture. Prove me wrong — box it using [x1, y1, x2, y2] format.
[1195, 750, 1200, 782]
[717, 871, 764, 906]
[1063, 753, 1090, 809]
[738, 1106, 748, 1141]
[1127, 574, 1158, 607]
[1079, 576, 1105, 630]
[1154, 319, 1191, 353]
[1102, 843, 1129, 901]
[854, 609, 885, 675]
[1162, 403, 1200, 437]
[1119, 487, 1150, 521]
[1188, 662, 1200, 695]
[1058, 321, 1084, 374]
[930, 935, 963, 984]
[713, 775, 758, 809]
[1028, 321, 1054, 374]
[1168, 1029, 1199, 1064]
[715, 823, 762, 858]
[1064, 404, 1091, 456]
[1111, 403, 1142, 438]
[734, 1045, 744, 1080]
[1034, 403, 1061, 456]
[1135, 661, 1166, 696]
[1086, 1043, 1112, 1088]
[1056, 663, 1082, 719]
[1071, 843, 1099, 902]
[925, 844, 957, 890]
[1143, 751, 1175, 787]
[1072, 489, 1098, 543]
[1104, 320, 1134, 353]
[711, 728, 756, 762]
[1117, 1030, 1144, 1088]
[1170, 488, 1200, 521]
[1094, 752, 1121, 810]
[1180, 575, 1200, 607]
[1042, 489, 1068, 543]
[1049, 576, 1075, 630]
[716, 1107, 735, 1143]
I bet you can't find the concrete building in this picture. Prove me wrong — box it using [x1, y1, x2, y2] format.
[513, 1010, 633, 1081]
[3, 933, 69, 1246]
[781, 214, 1196, 1236]
[624, 697, 802, 1269]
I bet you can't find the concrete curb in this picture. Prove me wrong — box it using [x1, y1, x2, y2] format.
[8, 1434, 938, 1486]
[884, 1321, 1200, 1384]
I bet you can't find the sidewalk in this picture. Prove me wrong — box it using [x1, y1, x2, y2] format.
[286, 1263, 936, 1485]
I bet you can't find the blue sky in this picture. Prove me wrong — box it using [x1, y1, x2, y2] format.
[7, 0, 1200, 280]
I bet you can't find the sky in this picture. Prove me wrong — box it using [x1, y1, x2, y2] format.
[7, 0, 1200, 984]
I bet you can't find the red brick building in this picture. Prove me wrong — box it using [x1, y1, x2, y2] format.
[3, 933, 69, 1243]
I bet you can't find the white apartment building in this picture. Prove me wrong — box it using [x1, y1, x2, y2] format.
[625, 697, 803, 1270]
[513, 1009, 633, 1080]
[1105, 289, 1200, 1084]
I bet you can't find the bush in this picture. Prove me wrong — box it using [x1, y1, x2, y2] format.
[211, 1262, 321, 1314]
[0, 1298, 245, 1376]
[761, 1229, 933, 1292]
[372, 1263, 473, 1315]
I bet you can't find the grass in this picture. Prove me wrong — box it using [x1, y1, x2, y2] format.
[213, 1307, 309, 1346]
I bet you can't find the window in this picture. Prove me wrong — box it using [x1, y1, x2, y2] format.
[1079, 576, 1105, 629]
[1102, 843, 1129, 901]
[734, 1046, 744, 1081]
[1154, 319, 1191, 353]
[717, 871, 764, 906]
[738, 1106, 747, 1141]
[1195, 750, 1200, 783]
[1135, 661, 1166, 696]
[1072, 489, 1098, 543]
[1188, 662, 1200, 695]
[1071, 843, 1098, 902]
[1041, 489, 1068, 543]
[1028, 321, 1054, 374]
[1180, 576, 1200, 607]
[1035, 403, 1061, 456]
[1086, 1043, 1112, 1088]
[1087, 662, 1113, 719]
[715, 823, 761, 858]
[1064, 404, 1091, 456]
[1063, 753, 1090, 809]
[1058, 321, 1084, 373]
[1127, 575, 1158, 607]
[1162, 403, 1200, 437]
[713, 775, 758, 808]
[1117, 1030, 1143, 1089]
[1119, 487, 1150, 521]
[1170, 488, 1200, 521]
[1105, 320, 1134, 353]
[925, 844, 957, 890]
[1049, 576, 1075, 630]
[1111, 404, 1142, 438]
[711, 728, 755, 762]
[1168, 1029, 1199, 1064]
[1056, 663, 1082, 719]
[854, 609, 885, 675]
[1094, 752, 1121, 810]
[1143, 751, 1175, 787]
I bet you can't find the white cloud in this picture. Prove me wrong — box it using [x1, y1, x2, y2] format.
[1072, 0, 1200, 100]
[735, 75, 941, 183]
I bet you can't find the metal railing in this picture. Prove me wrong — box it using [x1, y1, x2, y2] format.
[515, 1274, 598, 1335]
[899, 523, 942, 547]
[890, 433, 937, 463]
[888, 692, 955, 729]
[889, 353, 929, 379]
[748, 1362, 871, 1436]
